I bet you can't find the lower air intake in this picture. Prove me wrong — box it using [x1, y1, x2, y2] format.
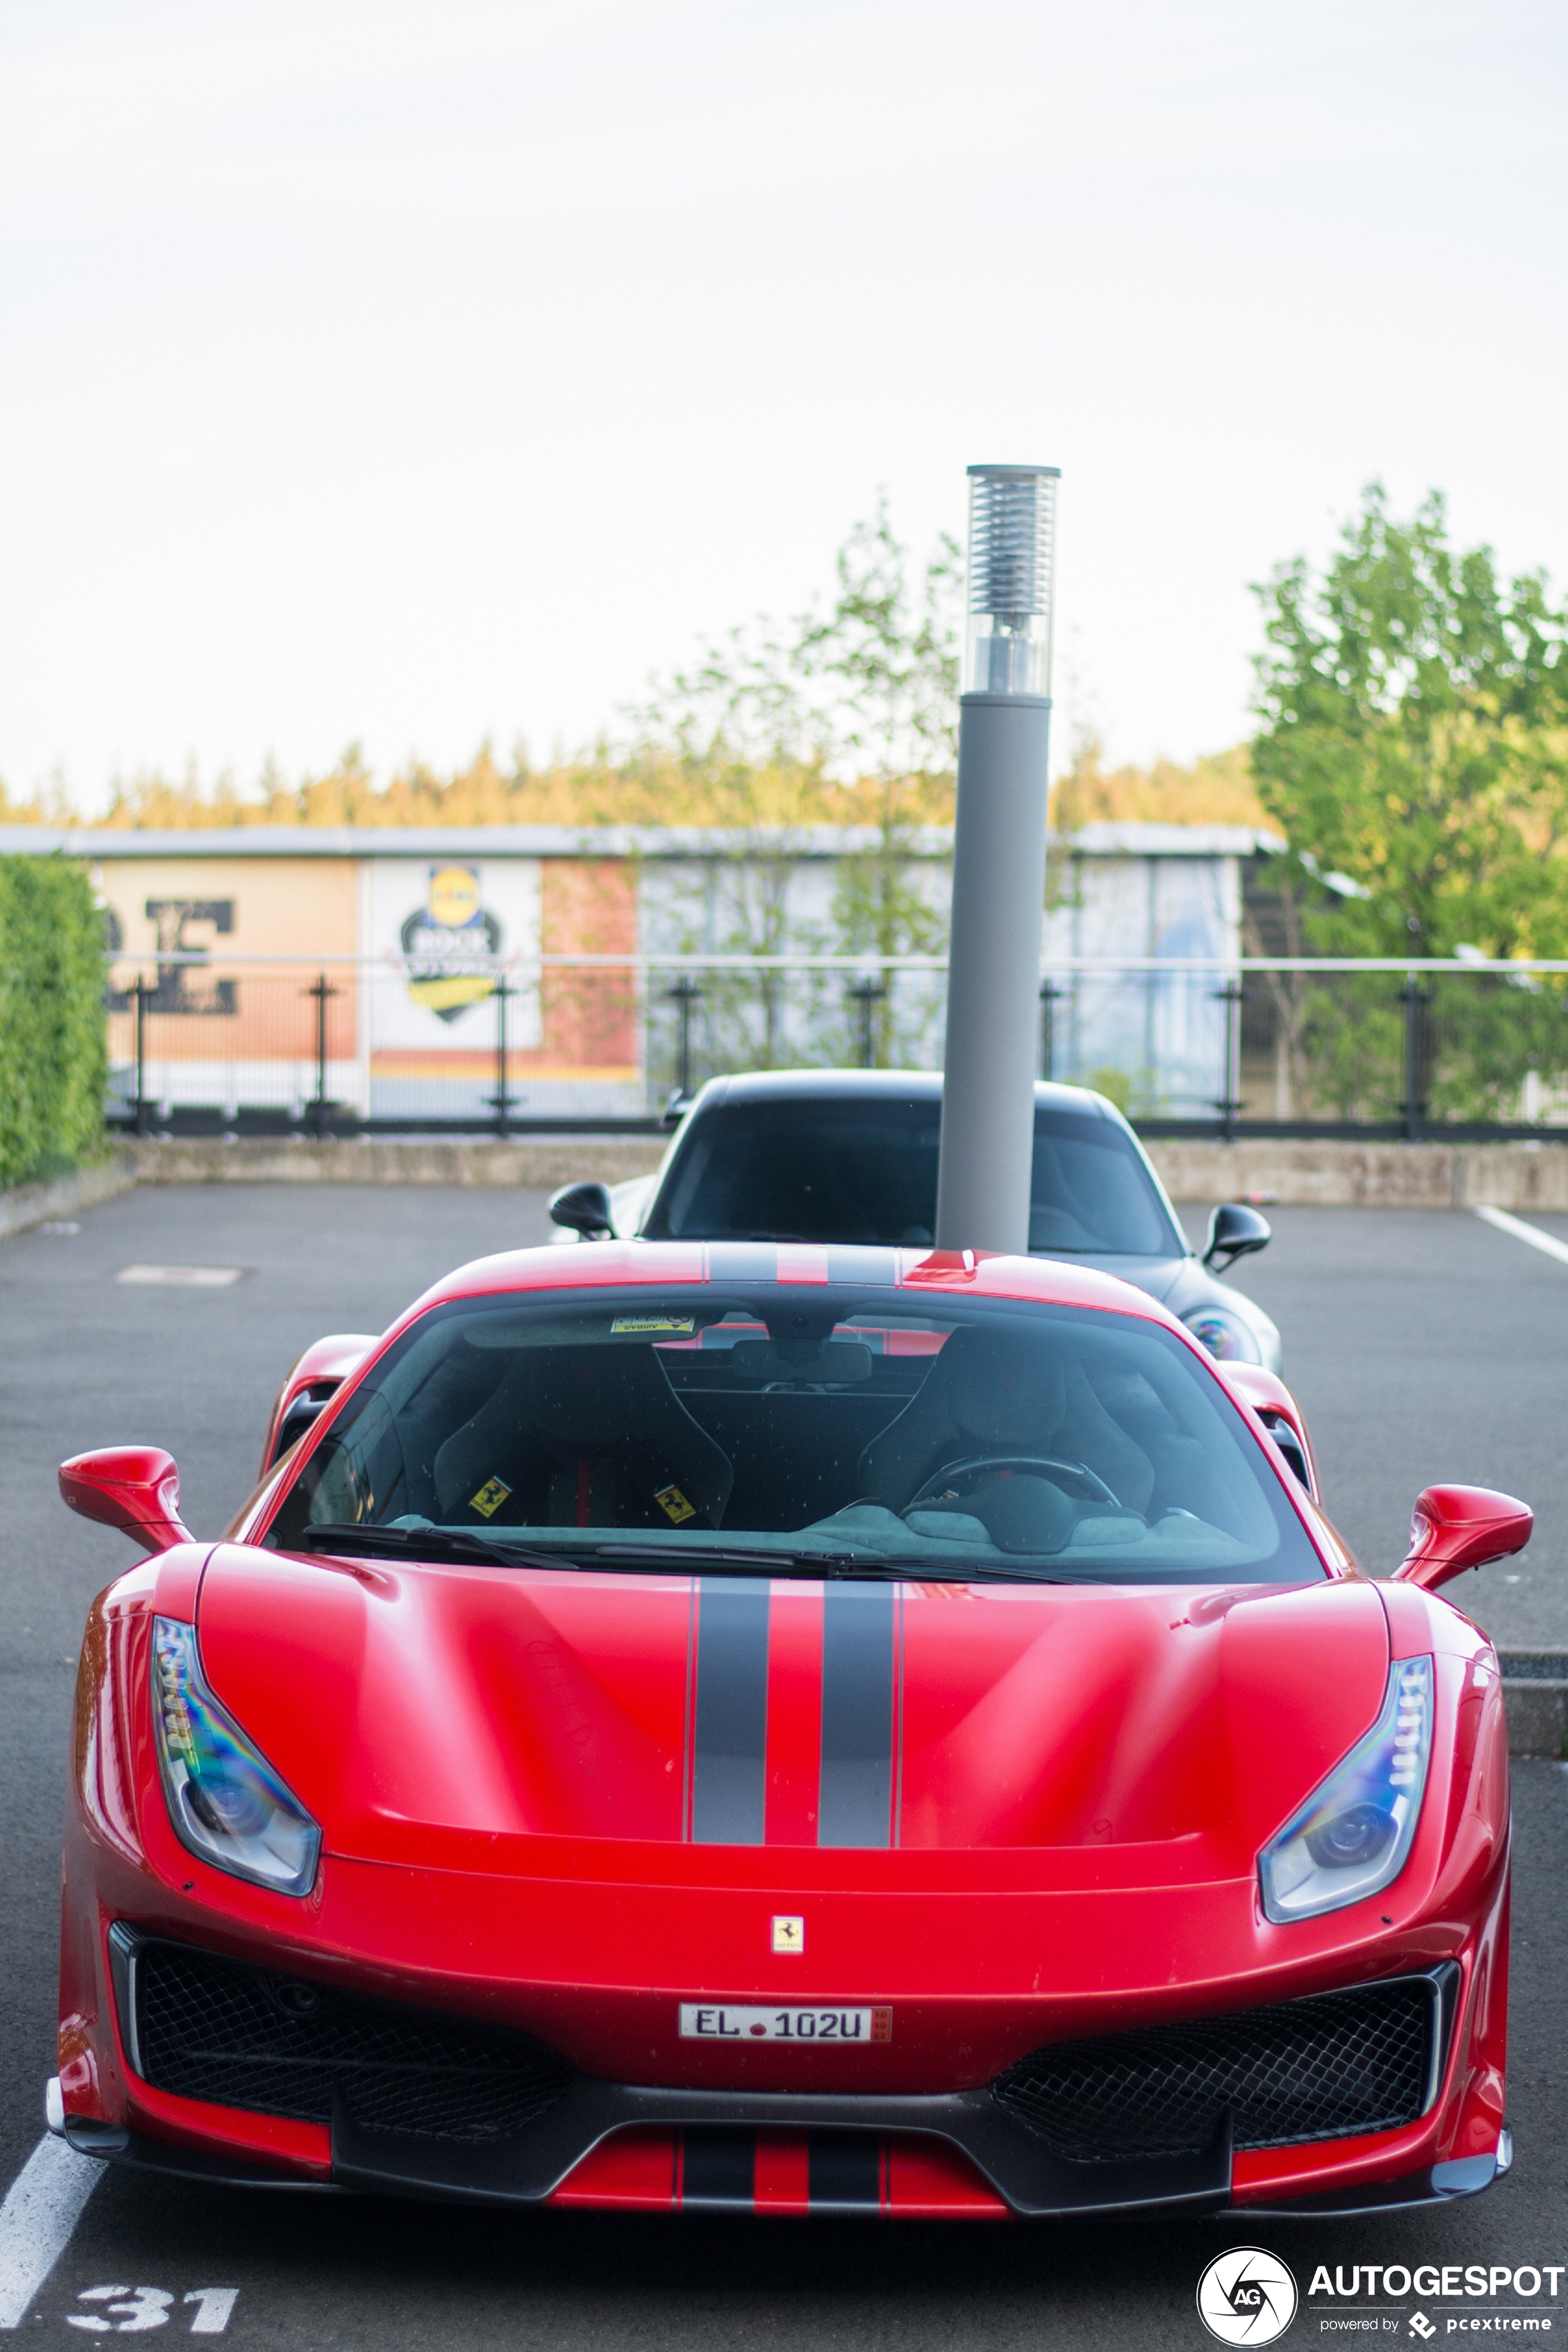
[991, 1977, 1434, 2162]
[133, 1938, 574, 2143]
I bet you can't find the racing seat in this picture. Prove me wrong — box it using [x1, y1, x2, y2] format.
[854, 1326, 1154, 1516]
[432, 1345, 734, 1531]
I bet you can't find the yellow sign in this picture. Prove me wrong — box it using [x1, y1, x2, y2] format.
[655, 1484, 697, 1524]
[469, 1476, 513, 1520]
[428, 865, 481, 927]
[402, 864, 503, 1023]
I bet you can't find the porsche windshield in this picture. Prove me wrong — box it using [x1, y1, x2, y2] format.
[267, 1283, 1323, 1586]
[642, 1099, 1181, 1255]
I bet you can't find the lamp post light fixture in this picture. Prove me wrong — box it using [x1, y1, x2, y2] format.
[935, 464, 1060, 1255]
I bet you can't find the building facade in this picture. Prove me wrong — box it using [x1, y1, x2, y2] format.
[0, 821, 1277, 1123]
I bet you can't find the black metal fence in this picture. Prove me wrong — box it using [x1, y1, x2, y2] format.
[101, 954, 1568, 1140]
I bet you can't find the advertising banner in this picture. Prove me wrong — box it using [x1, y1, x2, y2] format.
[366, 856, 542, 1118]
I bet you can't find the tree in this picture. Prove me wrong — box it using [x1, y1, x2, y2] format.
[641, 495, 959, 784]
[1251, 484, 1568, 958]
[1250, 487, 1568, 1119]
[633, 498, 961, 1068]
[800, 506, 960, 1063]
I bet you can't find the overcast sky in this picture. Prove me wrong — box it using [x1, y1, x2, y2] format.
[1, 0, 1564, 808]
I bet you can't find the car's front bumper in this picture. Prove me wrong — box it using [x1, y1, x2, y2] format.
[58, 1917, 1506, 2224]
[55, 2100, 1510, 2224]
[59, 1607, 1512, 2225]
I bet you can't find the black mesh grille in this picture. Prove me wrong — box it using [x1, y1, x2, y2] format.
[135, 1940, 574, 2143]
[991, 1978, 1433, 2162]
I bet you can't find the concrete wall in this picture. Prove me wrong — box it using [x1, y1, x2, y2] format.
[1151, 1139, 1568, 1208]
[123, 1137, 668, 1191]
[12, 1135, 1568, 1216]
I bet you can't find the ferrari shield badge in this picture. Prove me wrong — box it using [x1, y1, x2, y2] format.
[469, 1476, 512, 1520]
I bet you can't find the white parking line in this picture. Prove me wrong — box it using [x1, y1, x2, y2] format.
[1474, 1204, 1568, 1268]
[0, 2137, 102, 2329]
[114, 1265, 248, 1287]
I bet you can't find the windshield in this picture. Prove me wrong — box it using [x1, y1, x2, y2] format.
[265, 1281, 1322, 1586]
[642, 1097, 1181, 1255]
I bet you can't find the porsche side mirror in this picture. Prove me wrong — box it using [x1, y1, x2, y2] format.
[1395, 1483, 1533, 1592]
[59, 1447, 191, 1555]
[548, 1181, 615, 1239]
[1203, 1202, 1272, 1271]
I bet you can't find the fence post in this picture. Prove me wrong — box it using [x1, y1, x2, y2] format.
[1402, 973, 1427, 1142]
[848, 975, 886, 1069]
[491, 974, 515, 1139]
[303, 974, 340, 1140]
[666, 976, 701, 1100]
[133, 977, 149, 1138]
[1039, 980, 1062, 1081]
[1212, 978, 1245, 1140]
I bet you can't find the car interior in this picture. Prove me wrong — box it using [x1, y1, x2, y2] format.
[268, 1290, 1319, 1580]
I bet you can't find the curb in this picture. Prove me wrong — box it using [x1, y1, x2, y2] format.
[0, 1153, 138, 1241]
[1498, 1654, 1568, 1759]
[122, 1137, 667, 1190]
[7, 1132, 1567, 1208]
[1151, 1137, 1568, 1209]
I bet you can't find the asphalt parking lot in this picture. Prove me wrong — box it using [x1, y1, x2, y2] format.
[0, 1183, 1564, 2348]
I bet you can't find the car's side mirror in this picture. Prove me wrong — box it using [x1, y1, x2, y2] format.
[271, 1392, 330, 1465]
[1395, 1483, 1533, 1592]
[259, 1332, 376, 1475]
[548, 1180, 614, 1239]
[1203, 1202, 1272, 1271]
[59, 1447, 191, 1555]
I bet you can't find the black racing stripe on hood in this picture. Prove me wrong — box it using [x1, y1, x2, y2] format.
[819, 1582, 896, 1848]
[690, 1578, 770, 1845]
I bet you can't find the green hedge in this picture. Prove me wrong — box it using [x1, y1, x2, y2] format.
[0, 856, 109, 1190]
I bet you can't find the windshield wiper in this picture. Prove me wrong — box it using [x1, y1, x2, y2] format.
[295, 1526, 1102, 1584]
[293, 1522, 573, 1572]
[593, 1544, 884, 1578]
[591, 1544, 1093, 1583]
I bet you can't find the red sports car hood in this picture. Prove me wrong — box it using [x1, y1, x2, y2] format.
[193, 1549, 1389, 1876]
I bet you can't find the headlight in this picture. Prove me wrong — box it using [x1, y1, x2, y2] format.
[1259, 1656, 1433, 1922]
[152, 1618, 321, 1896]
[1182, 1305, 1263, 1363]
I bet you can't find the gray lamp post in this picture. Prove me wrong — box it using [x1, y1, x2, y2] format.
[934, 463, 1059, 1254]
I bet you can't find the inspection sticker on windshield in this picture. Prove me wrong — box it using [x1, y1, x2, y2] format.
[680, 2004, 891, 2043]
[612, 1315, 695, 1334]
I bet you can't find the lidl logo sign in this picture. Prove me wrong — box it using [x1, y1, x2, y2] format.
[400, 864, 503, 1022]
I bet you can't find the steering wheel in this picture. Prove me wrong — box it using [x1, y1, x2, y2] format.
[904, 1455, 1120, 1514]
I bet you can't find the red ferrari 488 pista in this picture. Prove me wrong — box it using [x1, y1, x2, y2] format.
[51, 1242, 1528, 2223]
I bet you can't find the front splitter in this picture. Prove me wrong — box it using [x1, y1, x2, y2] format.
[59, 2104, 1503, 2221]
